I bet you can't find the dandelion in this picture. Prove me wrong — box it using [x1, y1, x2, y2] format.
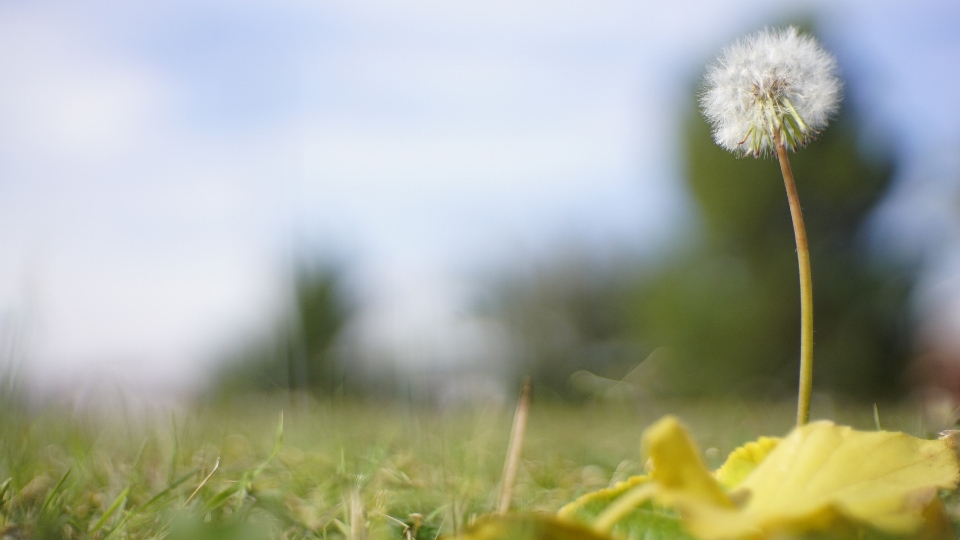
[701, 27, 841, 426]
[701, 26, 841, 157]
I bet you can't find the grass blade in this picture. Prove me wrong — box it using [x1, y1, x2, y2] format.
[140, 467, 199, 511]
[90, 487, 130, 533]
[0, 477, 12, 502]
[185, 457, 220, 506]
[497, 378, 532, 514]
[38, 465, 72, 516]
[202, 412, 283, 512]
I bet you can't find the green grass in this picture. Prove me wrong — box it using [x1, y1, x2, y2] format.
[0, 394, 946, 540]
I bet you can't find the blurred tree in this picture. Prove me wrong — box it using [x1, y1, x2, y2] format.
[483, 260, 642, 400]
[210, 263, 351, 398]
[629, 102, 911, 399]
[490, 79, 914, 401]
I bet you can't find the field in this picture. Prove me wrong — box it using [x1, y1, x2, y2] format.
[0, 394, 949, 540]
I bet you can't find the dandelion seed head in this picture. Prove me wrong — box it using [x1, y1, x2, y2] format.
[701, 27, 841, 157]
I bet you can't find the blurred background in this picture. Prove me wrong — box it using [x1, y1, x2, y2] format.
[2, 0, 960, 408]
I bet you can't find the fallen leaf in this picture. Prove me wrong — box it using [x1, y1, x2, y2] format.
[642, 417, 733, 509]
[454, 514, 615, 540]
[557, 475, 650, 521]
[558, 475, 695, 540]
[712, 436, 779, 490]
[645, 417, 960, 539]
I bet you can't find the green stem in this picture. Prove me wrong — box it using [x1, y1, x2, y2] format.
[776, 141, 814, 427]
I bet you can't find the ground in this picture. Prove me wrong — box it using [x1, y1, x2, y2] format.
[0, 395, 948, 540]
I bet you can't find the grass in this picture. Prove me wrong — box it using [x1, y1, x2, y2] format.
[0, 392, 949, 540]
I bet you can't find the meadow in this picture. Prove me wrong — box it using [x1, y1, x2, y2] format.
[0, 393, 946, 540]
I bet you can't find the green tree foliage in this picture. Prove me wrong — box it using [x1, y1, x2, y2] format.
[492, 99, 913, 400]
[631, 105, 911, 399]
[484, 261, 641, 400]
[211, 264, 351, 398]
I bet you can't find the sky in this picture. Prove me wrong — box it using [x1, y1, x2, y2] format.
[0, 0, 959, 399]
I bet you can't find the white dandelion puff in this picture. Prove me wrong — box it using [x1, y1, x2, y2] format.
[701, 26, 841, 157]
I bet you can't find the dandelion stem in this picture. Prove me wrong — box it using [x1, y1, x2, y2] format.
[776, 141, 814, 426]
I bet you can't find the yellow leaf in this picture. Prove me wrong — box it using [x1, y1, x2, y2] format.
[642, 416, 733, 508]
[653, 420, 960, 539]
[556, 475, 650, 520]
[712, 436, 780, 490]
[453, 514, 614, 540]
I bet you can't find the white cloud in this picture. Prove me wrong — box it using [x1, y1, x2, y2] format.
[0, 9, 169, 162]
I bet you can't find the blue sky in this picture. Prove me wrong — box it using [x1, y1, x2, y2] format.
[1, 0, 958, 398]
